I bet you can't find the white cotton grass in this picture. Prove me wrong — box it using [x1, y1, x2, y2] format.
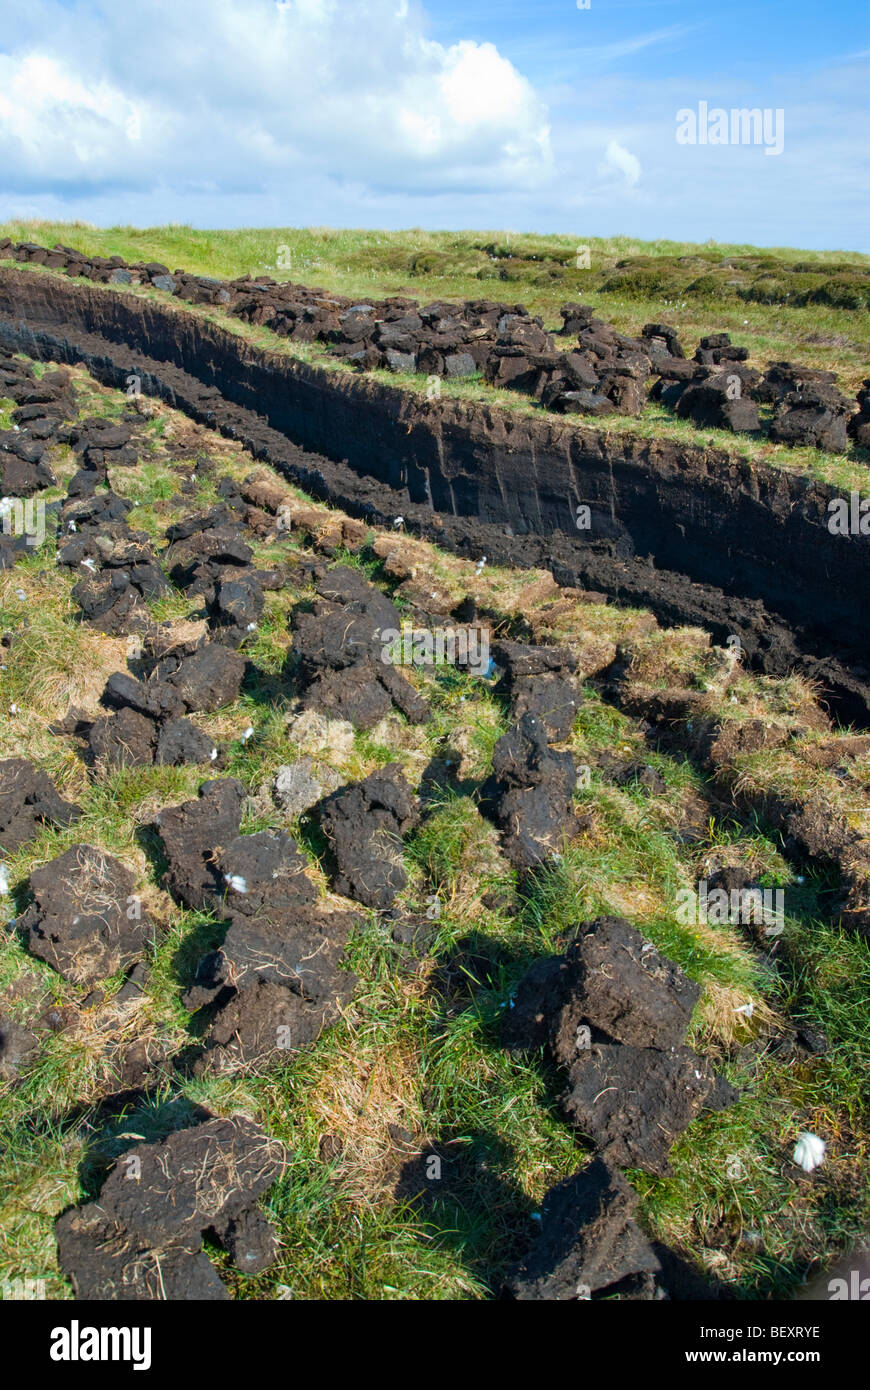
[225, 874, 248, 894]
[0, 864, 10, 895]
[793, 1131, 825, 1173]
[241, 726, 254, 743]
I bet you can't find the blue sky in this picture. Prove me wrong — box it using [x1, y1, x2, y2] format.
[0, 0, 866, 250]
[425, 0, 860, 81]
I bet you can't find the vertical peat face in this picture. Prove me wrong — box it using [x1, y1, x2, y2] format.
[1, 266, 867, 722]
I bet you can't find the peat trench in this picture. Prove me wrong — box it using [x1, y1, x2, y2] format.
[0, 266, 867, 727]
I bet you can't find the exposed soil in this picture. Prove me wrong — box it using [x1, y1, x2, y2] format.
[0, 758, 82, 850]
[291, 566, 429, 727]
[1, 268, 868, 723]
[55, 1115, 286, 1298]
[156, 782, 360, 1072]
[503, 915, 701, 1056]
[506, 1159, 661, 1300]
[314, 764, 421, 909]
[19, 844, 156, 987]
[156, 777, 247, 910]
[491, 639, 582, 742]
[480, 713, 580, 869]
[560, 1044, 737, 1176]
[504, 917, 737, 1174]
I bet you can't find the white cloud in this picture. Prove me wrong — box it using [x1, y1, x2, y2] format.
[600, 139, 641, 187]
[0, 0, 552, 200]
[0, 54, 141, 172]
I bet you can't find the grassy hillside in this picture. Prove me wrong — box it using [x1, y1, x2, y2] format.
[0, 358, 868, 1300]
[3, 221, 868, 381]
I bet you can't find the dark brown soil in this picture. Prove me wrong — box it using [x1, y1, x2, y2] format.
[1, 269, 867, 722]
[55, 1115, 286, 1298]
[503, 917, 736, 1173]
[314, 763, 421, 909]
[0, 758, 82, 851]
[506, 1159, 660, 1300]
[19, 844, 156, 986]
